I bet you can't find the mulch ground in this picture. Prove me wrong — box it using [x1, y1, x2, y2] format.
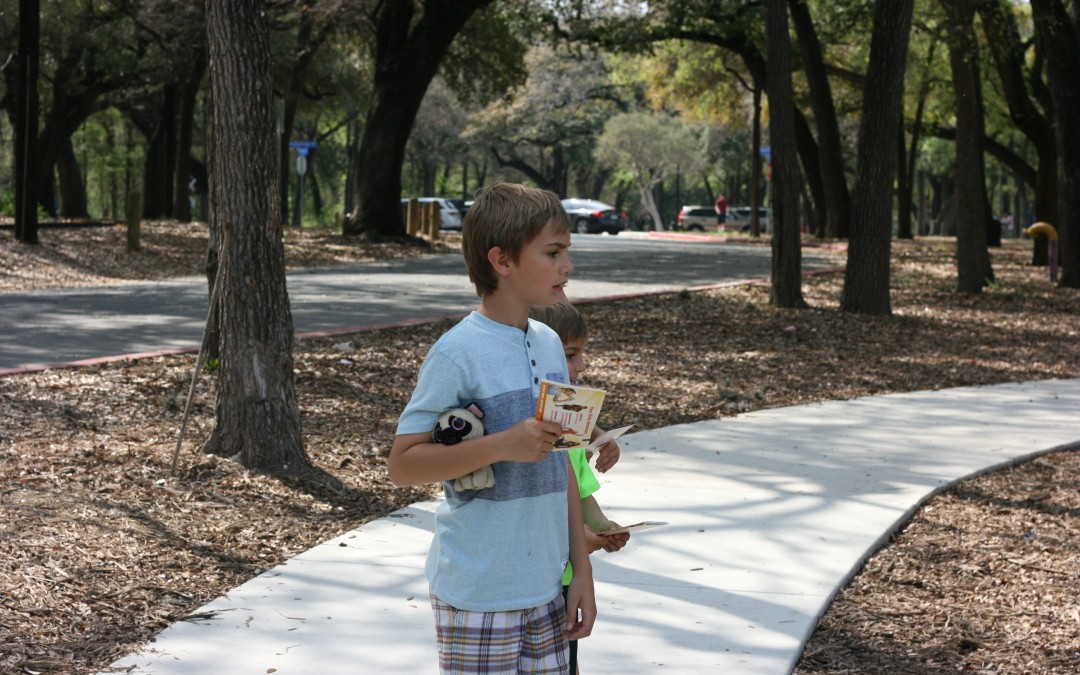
[1, 222, 1078, 674]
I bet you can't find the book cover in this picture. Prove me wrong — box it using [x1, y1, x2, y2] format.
[535, 379, 606, 450]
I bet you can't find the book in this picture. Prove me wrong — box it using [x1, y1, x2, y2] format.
[601, 521, 669, 536]
[535, 379, 606, 450]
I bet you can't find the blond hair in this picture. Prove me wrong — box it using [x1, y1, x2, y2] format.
[462, 183, 571, 297]
[529, 301, 587, 343]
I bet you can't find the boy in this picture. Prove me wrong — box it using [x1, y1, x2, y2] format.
[531, 301, 630, 675]
[389, 183, 596, 674]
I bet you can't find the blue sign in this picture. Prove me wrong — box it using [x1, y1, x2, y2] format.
[289, 140, 318, 156]
[760, 146, 771, 160]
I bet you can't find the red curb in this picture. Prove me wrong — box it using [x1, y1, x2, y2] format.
[643, 230, 849, 252]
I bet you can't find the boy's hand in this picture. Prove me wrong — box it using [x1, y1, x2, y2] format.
[500, 418, 564, 462]
[582, 525, 609, 554]
[591, 438, 621, 473]
[564, 575, 596, 641]
[585, 522, 629, 553]
[595, 521, 630, 553]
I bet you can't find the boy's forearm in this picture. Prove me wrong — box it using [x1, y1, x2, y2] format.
[566, 467, 593, 573]
[388, 432, 503, 487]
[580, 495, 611, 533]
[564, 465, 597, 639]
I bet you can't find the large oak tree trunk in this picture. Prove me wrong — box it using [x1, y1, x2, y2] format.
[142, 86, 178, 220]
[764, 0, 807, 309]
[174, 52, 206, 223]
[841, 0, 914, 315]
[1031, 0, 1080, 288]
[979, 0, 1058, 266]
[789, 0, 851, 239]
[14, 0, 41, 244]
[343, 0, 494, 239]
[203, 0, 309, 476]
[942, 0, 994, 293]
[56, 136, 88, 218]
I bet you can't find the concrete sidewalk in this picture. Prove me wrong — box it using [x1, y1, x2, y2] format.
[105, 379, 1080, 674]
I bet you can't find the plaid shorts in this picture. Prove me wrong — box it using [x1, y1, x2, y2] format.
[430, 592, 570, 674]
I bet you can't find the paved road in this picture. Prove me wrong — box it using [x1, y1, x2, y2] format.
[0, 234, 842, 372]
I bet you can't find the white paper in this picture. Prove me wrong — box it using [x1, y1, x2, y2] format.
[585, 424, 634, 453]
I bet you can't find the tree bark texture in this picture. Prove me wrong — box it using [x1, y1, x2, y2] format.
[788, 0, 852, 239]
[14, 0, 40, 245]
[142, 86, 178, 219]
[56, 136, 88, 218]
[898, 42, 936, 240]
[1031, 0, 1080, 288]
[841, 0, 914, 315]
[204, 0, 309, 476]
[794, 110, 827, 237]
[979, 0, 1058, 227]
[750, 85, 763, 238]
[344, 0, 495, 238]
[174, 51, 207, 223]
[764, 0, 807, 309]
[942, 0, 995, 293]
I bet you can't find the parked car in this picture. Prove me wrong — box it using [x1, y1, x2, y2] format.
[447, 198, 469, 219]
[675, 205, 715, 231]
[560, 198, 626, 235]
[400, 197, 464, 230]
[726, 206, 772, 233]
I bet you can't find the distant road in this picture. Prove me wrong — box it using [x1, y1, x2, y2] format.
[0, 234, 842, 372]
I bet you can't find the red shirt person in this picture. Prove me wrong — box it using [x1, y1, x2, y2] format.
[714, 194, 729, 226]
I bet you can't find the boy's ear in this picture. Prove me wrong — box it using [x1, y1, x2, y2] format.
[486, 246, 512, 278]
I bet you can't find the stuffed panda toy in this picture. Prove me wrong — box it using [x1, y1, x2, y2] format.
[433, 403, 495, 491]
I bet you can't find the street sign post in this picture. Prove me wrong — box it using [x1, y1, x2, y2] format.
[288, 141, 317, 227]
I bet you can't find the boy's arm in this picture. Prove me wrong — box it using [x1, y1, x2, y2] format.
[388, 419, 565, 487]
[564, 465, 597, 640]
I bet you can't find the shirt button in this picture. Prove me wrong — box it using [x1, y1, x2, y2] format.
[533, 377, 539, 384]
[531, 360, 536, 366]
[526, 341, 531, 348]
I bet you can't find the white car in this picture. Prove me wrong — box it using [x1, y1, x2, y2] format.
[727, 206, 772, 233]
[401, 197, 464, 230]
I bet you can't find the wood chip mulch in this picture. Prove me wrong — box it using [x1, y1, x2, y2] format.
[1, 223, 1078, 674]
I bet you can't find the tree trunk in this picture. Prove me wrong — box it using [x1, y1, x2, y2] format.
[750, 84, 763, 238]
[343, 0, 494, 238]
[794, 111, 827, 237]
[841, 0, 914, 315]
[764, 0, 807, 309]
[979, 0, 1057, 267]
[788, 0, 851, 239]
[14, 0, 41, 244]
[142, 86, 178, 219]
[1031, 0, 1080, 288]
[174, 52, 206, 223]
[898, 44, 934, 241]
[277, 8, 334, 225]
[942, 0, 994, 293]
[56, 136, 88, 218]
[203, 0, 309, 476]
